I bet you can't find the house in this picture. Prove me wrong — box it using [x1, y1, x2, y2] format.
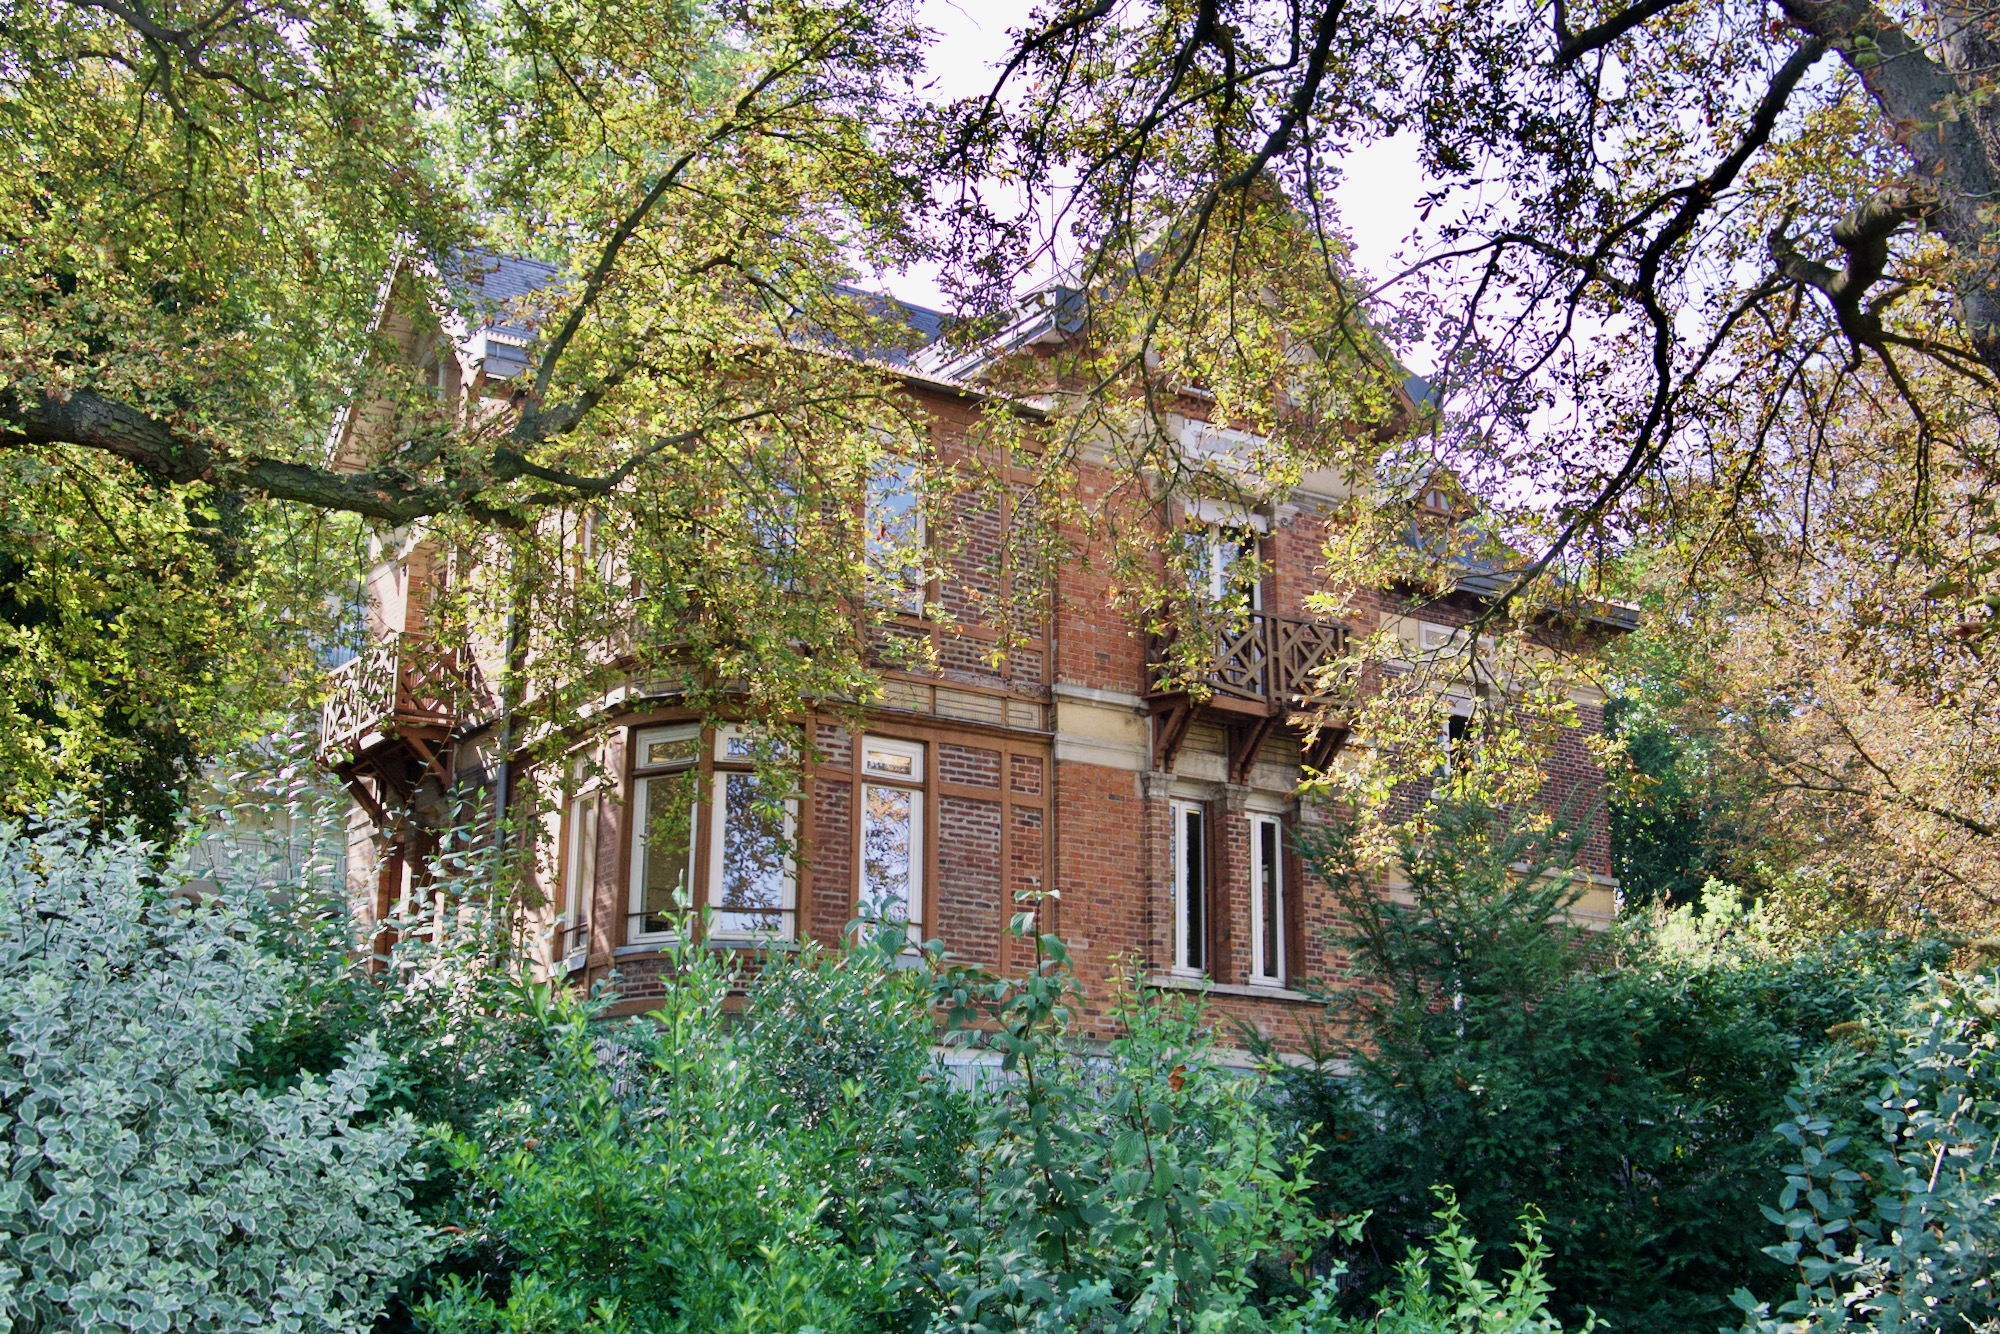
[321, 252, 1627, 1054]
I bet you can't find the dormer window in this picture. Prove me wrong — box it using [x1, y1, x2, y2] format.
[1421, 486, 1453, 516]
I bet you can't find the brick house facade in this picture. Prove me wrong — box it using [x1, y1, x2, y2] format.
[324, 257, 1626, 1055]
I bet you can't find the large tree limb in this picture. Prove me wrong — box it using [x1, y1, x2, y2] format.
[1773, 0, 2000, 369]
[1768, 184, 1940, 345]
[1545, 0, 2000, 371]
[3, 388, 515, 525]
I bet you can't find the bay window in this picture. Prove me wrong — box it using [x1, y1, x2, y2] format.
[627, 724, 796, 945]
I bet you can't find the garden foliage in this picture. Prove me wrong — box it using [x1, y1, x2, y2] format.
[18, 800, 2000, 1333]
[906, 915, 1323, 1331]
[417, 914, 1333, 1333]
[0, 814, 435, 1333]
[1272, 800, 1955, 1331]
[1729, 970, 2000, 1333]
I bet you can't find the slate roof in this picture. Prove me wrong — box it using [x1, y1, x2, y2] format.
[407, 250, 1634, 629]
[1402, 521, 1640, 630]
[432, 250, 963, 385]
[438, 251, 565, 382]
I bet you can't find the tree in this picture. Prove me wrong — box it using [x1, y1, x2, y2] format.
[948, 0, 2000, 568]
[933, 0, 2000, 921]
[0, 0, 966, 814]
[2, 0, 1427, 825]
[1601, 612, 1764, 909]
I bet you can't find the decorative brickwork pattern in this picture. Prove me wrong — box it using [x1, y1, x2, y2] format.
[939, 742, 1002, 789]
[937, 795, 1003, 968]
[809, 779, 853, 945]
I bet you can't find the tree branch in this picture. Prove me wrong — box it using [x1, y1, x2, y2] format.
[1554, 0, 1692, 65]
[1774, 0, 2000, 368]
[1769, 185, 1940, 346]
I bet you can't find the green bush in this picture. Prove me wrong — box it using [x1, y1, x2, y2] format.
[905, 917, 1324, 1331]
[413, 940, 916, 1334]
[32, 787, 1992, 1333]
[1730, 968, 2000, 1333]
[419, 909, 1340, 1333]
[1270, 801, 1950, 1332]
[0, 813, 436, 1333]
[1277, 1193, 1586, 1334]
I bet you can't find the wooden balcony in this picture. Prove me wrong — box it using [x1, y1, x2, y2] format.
[1147, 612, 1352, 778]
[319, 631, 477, 768]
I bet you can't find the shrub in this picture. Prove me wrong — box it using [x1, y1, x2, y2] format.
[0, 813, 435, 1333]
[1277, 1193, 1587, 1334]
[421, 909, 1334, 1333]
[1730, 968, 2000, 1333]
[414, 941, 917, 1334]
[1272, 800, 1949, 1331]
[901, 913, 1325, 1332]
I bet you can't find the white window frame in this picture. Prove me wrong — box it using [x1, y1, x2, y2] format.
[857, 735, 926, 947]
[560, 779, 599, 973]
[866, 455, 928, 615]
[627, 724, 701, 944]
[1249, 815, 1286, 985]
[1170, 800, 1207, 975]
[706, 726, 798, 941]
[1187, 522, 1263, 610]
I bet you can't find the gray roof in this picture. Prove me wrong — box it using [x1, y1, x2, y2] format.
[439, 251, 565, 382]
[435, 250, 964, 384]
[1402, 521, 1640, 630]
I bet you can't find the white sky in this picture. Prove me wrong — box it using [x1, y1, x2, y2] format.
[906, 0, 1431, 366]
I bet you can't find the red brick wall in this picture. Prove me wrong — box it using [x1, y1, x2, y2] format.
[937, 795, 1003, 970]
[547, 386, 1621, 1052]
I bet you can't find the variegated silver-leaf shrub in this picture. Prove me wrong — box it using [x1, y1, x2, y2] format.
[0, 814, 437, 1333]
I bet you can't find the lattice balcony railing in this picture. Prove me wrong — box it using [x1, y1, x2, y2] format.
[319, 631, 475, 759]
[1149, 612, 1350, 711]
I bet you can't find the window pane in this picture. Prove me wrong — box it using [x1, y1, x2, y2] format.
[1178, 806, 1205, 972]
[717, 726, 791, 763]
[863, 744, 918, 779]
[635, 772, 697, 937]
[861, 784, 917, 931]
[1186, 527, 1216, 602]
[564, 797, 596, 941]
[1220, 530, 1260, 609]
[1258, 820, 1281, 980]
[636, 727, 699, 770]
[866, 457, 925, 612]
[748, 477, 801, 589]
[1186, 524, 1260, 609]
[714, 771, 789, 935]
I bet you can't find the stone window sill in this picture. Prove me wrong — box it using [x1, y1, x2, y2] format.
[1144, 972, 1319, 1005]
